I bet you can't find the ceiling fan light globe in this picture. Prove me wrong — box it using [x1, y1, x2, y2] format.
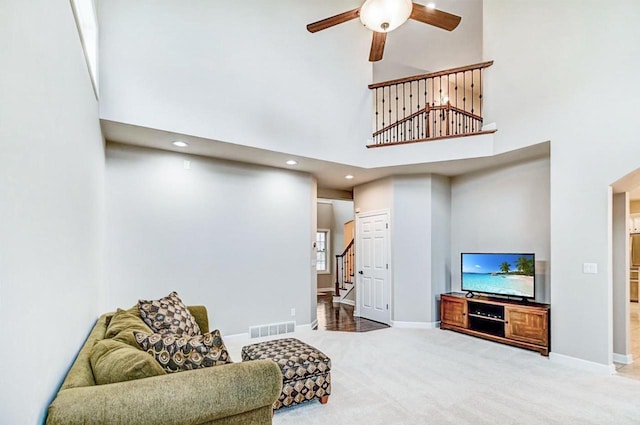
[359, 0, 413, 33]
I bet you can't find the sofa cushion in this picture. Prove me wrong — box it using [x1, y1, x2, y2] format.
[89, 338, 166, 385]
[105, 308, 155, 347]
[138, 291, 201, 336]
[135, 329, 232, 373]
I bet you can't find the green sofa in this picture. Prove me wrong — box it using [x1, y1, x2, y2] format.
[46, 306, 282, 425]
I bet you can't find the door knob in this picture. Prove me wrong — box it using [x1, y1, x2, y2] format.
[358, 270, 363, 274]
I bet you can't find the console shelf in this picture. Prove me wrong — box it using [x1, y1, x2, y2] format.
[440, 293, 550, 356]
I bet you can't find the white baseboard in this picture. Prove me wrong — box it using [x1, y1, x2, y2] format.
[549, 352, 617, 375]
[222, 332, 250, 344]
[391, 320, 439, 329]
[225, 321, 316, 343]
[613, 353, 633, 365]
[297, 322, 316, 332]
[340, 299, 355, 306]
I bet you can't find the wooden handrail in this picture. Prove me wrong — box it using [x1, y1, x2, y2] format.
[334, 238, 355, 297]
[340, 239, 354, 257]
[372, 104, 483, 138]
[446, 104, 483, 122]
[368, 60, 494, 89]
[372, 107, 427, 137]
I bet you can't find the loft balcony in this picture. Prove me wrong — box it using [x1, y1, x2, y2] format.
[367, 61, 495, 148]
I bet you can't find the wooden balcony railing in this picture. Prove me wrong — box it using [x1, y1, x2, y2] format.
[367, 60, 494, 147]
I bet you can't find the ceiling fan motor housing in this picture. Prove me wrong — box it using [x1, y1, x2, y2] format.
[359, 0, 413, 33]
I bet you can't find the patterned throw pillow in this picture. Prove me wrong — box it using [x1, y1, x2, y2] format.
[134, 330, 232, 373]
[138, 291, 201, 336]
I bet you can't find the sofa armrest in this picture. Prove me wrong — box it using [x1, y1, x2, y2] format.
[187, 305, 209, 333]
[46, 360, 282, 425]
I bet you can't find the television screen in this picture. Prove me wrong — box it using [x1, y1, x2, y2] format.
[461, 253, 535, 299]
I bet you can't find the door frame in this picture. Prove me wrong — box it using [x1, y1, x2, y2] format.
[354, 209, 392, 325]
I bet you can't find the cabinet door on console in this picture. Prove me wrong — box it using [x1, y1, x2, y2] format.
[504, 306, 548, 346]
[441, 296, 467, 328]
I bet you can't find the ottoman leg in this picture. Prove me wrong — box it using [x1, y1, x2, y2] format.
[320, 396, 329, 404]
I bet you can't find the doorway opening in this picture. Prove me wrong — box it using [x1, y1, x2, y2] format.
[611, 168, 640, 379]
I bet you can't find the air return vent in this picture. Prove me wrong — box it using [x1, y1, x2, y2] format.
[249, 321, 296, 339]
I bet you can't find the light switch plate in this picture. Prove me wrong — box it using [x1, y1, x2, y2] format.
[583, 263, 598, 274]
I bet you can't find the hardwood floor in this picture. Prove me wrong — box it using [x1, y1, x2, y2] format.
[316, 292, 389, 332]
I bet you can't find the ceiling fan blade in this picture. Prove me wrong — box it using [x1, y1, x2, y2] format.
[369, 31, 387, 62]
[409, 3, 461, 31]
[307, 8, 360, 33]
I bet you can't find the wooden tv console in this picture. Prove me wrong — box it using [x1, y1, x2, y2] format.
[440, 293, 550, 356]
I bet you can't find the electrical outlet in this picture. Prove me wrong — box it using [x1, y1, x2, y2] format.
[290, 308, 296, 316]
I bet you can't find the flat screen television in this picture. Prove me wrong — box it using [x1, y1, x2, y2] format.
[461, 253, 535, 299]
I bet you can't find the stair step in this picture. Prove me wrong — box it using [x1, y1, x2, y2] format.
[339, 283, 355, 298]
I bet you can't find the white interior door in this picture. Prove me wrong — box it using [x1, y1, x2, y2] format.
[357, 211, 390, 325]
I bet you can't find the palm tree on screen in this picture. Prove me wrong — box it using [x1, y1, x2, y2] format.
[516, 256, 534, 275]
[499, 262, 511, 274]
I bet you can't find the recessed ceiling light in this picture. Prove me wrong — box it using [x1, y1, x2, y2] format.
[345, 174, 355, 180]
[286, 159, 298, 165]
[172, 141, 189, 148]
[427, 2, 436, 9]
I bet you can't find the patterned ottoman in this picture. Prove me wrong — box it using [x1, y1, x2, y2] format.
[241, 338, 331, 409]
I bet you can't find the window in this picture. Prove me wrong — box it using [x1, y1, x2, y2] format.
[70, 0, 99, 97]
[316, 230, 330, 274]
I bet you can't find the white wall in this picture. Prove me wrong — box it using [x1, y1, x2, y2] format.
[355, 175, 451, 325]
[105, 143, 314, 334]
[484, 0, 640, 366]
[354, 177, 394, 214]
[0, 2, 104, 423]
[430, 175, 452, 319]
[99, 0, 371, 163]
[98, 0, 493, 169]
[356, 160, 547, 326]
[392, 176, 432, 323]
[392, 175, 452, 325]
[332, 199, 355, 261]
[450, 158, 551, 302]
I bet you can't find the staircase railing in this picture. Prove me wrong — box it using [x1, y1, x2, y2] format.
[367, 60, 494, 147]
[334, 239, 354, 297]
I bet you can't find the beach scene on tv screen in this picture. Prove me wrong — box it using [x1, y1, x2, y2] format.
[462, 253, 535, 297]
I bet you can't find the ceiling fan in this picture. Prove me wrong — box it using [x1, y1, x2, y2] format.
[306, 0, 461, 62]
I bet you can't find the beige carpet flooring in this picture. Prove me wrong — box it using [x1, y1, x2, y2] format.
[226, 327, 640, 424]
